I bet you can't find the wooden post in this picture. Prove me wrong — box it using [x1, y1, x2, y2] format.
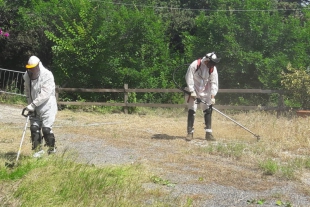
[55, 85, 59, 101]
[277, 91, 284, 118]
[124, 84, 128, 114]
[55, 85, 60, 110]
[183, 87, 189, 112]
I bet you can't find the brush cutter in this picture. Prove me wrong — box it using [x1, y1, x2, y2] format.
[5, 108, 35, 168]
[195, 98, 260, 141]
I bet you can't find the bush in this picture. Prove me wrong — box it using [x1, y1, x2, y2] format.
[281, 63, 310, 109]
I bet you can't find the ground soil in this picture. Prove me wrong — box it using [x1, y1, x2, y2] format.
[1, 104, 310, 207]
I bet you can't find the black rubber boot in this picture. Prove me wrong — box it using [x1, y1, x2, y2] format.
[186, 109, 195, 141]
[205, 132, 216, 141]
[204, 105, 215, 141]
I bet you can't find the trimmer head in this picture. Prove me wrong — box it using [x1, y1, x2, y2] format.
[5, 162, 15, 168]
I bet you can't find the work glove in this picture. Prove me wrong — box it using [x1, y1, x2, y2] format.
[211, 98, 215, 105]
[26, 103, 36, 112]
[190, 91, 197, 98]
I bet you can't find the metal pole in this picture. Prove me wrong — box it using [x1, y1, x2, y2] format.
[16, 115, 30, 162]
[212, 106, 260, 141]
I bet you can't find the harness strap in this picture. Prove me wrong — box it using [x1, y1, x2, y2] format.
[195, 58, 214, 75]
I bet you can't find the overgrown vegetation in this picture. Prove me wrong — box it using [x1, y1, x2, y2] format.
[1, 0, 310, 107]
[0, 93, 27, 105]
[281, 63, 310, 109]
[0, 153, 170, 206]
[1, 104, 310, 206]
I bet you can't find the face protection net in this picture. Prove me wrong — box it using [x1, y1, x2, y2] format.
[27, 65, 40, 80]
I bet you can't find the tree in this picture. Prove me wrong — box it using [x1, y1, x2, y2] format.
[45, 0, 175, 103]
[281, 63, 310, 109]
[0, 0, 61, 70]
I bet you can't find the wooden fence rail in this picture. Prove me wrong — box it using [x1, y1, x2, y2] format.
[56, 84, 285, 114]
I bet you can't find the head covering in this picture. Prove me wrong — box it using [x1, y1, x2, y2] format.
[205, 52, 221, 64]
[26, 56, 41, 80]
[26, 56, 40, 69]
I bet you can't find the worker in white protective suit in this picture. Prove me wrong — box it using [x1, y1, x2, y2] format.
[23, 56, 57, 155]
[185, 52, 220, 141]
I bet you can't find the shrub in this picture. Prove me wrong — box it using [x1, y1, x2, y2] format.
[281, 63, 310, 109]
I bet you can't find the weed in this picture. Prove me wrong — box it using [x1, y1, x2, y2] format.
[202, 143, 246, 159]
[280, 165, 295, 179]
[0, 155, 153, 206]
[0, 93, 26, 105]
[247, 198, 265, 205]
[276, 200, 293, 206]
[259, 159, 279, 175]
[150, 175, 175, 187]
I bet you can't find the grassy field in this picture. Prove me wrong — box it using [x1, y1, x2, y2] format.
[1, 104, 310, 206]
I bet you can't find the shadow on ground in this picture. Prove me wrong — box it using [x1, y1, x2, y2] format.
[151, 133, 206, 141]
[151, 133, 185, 140]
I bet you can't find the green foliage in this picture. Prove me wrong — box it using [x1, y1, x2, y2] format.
[276, 200, 292, 207]
[259, 159, 279, 175]
[190, 0, 310, 90]
[1, 0, 310, 106]
[281, 63, 310, 109]
[0, 94, 27, 105]
[45, 0, 177, 103]
[0, 0, 58, 68]
[1, 159, 48, 180]
[150, 175, 175, 187]
[202, 143, 246, 159]
[247, 198, 266, 205]
[1, 155, 150, 206]
[44, 0, 106, 87]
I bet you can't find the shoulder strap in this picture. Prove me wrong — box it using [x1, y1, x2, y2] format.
[209, 66, 214, 75]
[195, 58, 214, 75]
[195, 58, 201, 72]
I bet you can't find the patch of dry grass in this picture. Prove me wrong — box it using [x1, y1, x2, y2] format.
[1, 106, 310, 204]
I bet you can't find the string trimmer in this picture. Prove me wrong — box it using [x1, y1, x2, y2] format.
[5, 108, 35, 168]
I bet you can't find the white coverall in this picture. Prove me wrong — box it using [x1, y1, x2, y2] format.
[23, 62, 57, 129]
[185, 56, 219, 112]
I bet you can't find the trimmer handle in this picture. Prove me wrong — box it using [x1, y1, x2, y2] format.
[22, 108, 36, 117]
[195, 98, 208, 105]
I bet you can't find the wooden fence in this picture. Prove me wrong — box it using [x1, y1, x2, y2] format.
[56, 84, 285, 114]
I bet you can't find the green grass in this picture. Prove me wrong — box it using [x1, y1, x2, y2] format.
[0, 153, 168, 207]
[258, 157, 310, 179]
[1, 160, 48, 180]
[0, 93, 27, 105]
[201, 143, 247, 159]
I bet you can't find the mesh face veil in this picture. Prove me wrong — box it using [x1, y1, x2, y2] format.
[26, 56, 41, 80]
[27, 66, 40, 80]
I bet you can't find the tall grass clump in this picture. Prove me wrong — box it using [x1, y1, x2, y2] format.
[0, 93, 27, 105]
[259, 159, 279, 176]
[201, 143, 247, 160]
[1, 154, 152, 207]
[0, 159, 48, 180]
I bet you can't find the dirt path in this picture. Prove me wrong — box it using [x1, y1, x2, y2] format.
[1, 104, 309, 206]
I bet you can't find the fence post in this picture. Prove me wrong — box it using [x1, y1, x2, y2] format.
[124, 84, 128, 114]
[277, 91, 285, 118]
[55, 85, 59, 102]
[55, 85, 60, 110]
[184, 92, 188, 112]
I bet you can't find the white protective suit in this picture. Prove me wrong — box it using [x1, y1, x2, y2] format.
[23, 62, 57, 128]
[185, 56, 219, 112]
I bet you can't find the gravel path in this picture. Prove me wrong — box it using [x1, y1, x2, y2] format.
[1, 104, 310, 207]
